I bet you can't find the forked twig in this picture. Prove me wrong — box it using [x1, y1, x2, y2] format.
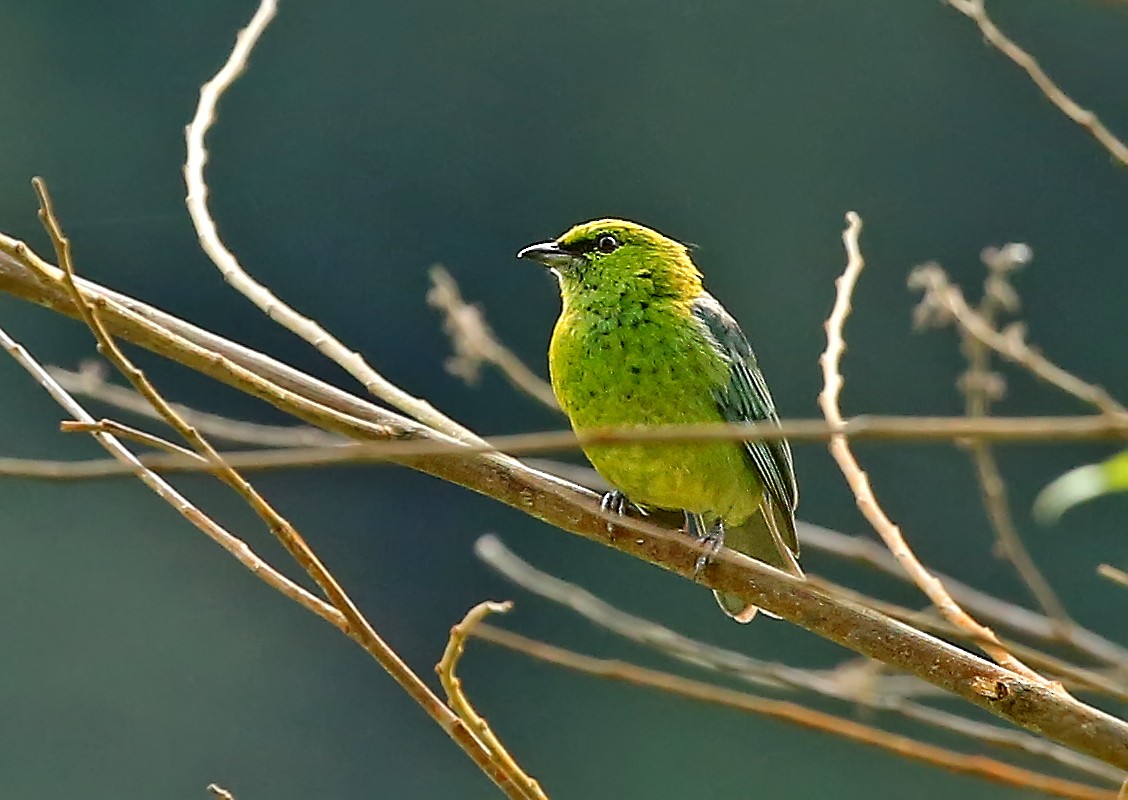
[819, 212, 1045, 683]
[0, 323, 344, 630]
[912, 265, 1127, 417]
[61, 418, 205, 462]
[30, 178, 532, 800]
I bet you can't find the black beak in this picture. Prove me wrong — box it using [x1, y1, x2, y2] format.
[516, 241, 578, 270]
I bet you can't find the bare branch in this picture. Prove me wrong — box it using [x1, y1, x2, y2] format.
[427, 266, 559, 411]
[473, 625, 1121, 800]
[183, 0, 479, 444]
[0, 322, 344, 631]
[31, 179, 529, 800]
[2, 230, 1127, 771]
[820, 212, 1045, 682]
[50, 362, 345, 447]
[946, 0, 1128, 169]
[438, 602, 546, 800]
[958, 244, 1073, 630]
[912, 264, 1128, 417]
[476, 534, 1127, 784]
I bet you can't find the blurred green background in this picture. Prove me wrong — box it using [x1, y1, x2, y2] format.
[2, 1, 1127, 797]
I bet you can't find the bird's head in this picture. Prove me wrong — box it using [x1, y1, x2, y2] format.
[517, 218, 702, 304]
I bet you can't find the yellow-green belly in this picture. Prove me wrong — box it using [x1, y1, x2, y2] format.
[549, 304, 763, 524]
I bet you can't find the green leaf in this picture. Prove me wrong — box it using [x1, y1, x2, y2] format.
[1034, 449, 1128, 524]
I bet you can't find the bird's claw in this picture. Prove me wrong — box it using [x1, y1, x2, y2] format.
[693, 528, 725, 578]
[599, 490, 630, 517]
[599, 490, 647, 532]
[684, 515, 725, 579]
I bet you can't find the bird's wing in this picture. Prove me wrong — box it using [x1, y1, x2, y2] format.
[691, 292, 799, 553]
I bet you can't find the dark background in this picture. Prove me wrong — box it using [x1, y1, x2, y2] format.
[2, 1, 1127, 797]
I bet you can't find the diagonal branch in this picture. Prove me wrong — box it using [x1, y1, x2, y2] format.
[1, 230, 1127, 770]
[0, 323, 344, 630]
[30, 179, 532, 800]
[476, 534, 1126, 785]
[946, 0, 1128, 169]
[183, 0, 478, 444]
[819, 212, 1044, 683]
[473, 625, 1122, 800]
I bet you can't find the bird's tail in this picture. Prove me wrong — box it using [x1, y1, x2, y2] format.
[712, 496, 803, 623]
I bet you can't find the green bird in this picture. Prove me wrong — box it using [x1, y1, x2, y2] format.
[518, 218, 802, 622]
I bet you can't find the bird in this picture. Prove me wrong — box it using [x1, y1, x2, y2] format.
[518, 218, 801, 622]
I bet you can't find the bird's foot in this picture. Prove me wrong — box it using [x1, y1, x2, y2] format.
[600, 490, 631, 517]
[694, 528, 725, 577]
[598, 490, 647, 532]
[686, 514, 725, 578]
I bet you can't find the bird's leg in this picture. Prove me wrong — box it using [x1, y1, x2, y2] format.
[685, 512, 725, 578]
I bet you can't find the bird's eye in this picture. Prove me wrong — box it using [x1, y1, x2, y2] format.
[596, 234, 620, 253]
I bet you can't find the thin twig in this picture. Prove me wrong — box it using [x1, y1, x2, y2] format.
[30, 178, 529, 800]
[946, 0, 1128, 169]
[50, 362, 345, 447]
[475, 535, 857, 695]
[912, 264, 1127, 417]
[0, 322, 344, 630]
[1099, 565, 1128, 590]
[806, 576, 1128, 703]
[438, 602, 546, 800]
[958, 245, 1074, 630]
[800, 523, 1128, 669]
[476, 535, 1127, 783]
[9, 414, 1128, 481]
[183, 0, 480, 445]
[472, 625, 1121, 800]
[820, 212, 1045, 683]
[427, 266, 559, 411]
[60, 418, 206, 462]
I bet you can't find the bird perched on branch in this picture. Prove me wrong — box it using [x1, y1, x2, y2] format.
[519, 218, 801, 622]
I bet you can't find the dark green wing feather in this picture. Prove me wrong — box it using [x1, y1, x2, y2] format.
[691, 293, 799, 552]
